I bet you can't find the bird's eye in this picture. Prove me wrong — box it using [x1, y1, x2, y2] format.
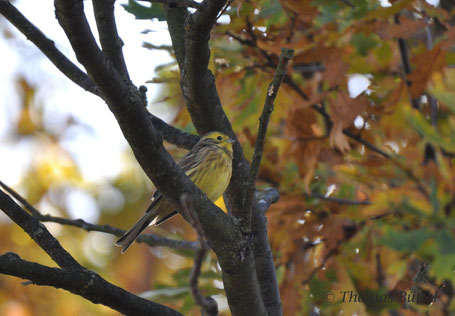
[217, 136, 222, 141]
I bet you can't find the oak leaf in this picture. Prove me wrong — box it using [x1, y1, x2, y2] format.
[329, 92, 368, 153]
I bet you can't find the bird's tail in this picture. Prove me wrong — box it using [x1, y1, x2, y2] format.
[114, 212, 157, 253]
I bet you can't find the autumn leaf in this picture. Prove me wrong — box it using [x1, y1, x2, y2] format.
[323, 54, 349, 87]
[374, 15, 425, 40]
[329, 92, 368, 153]
[407, 45, 446, 99]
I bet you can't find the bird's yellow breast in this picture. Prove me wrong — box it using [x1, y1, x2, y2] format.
[187, 148, 232, 202]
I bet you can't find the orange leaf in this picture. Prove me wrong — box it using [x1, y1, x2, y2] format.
[375, 15, 425, 40]
[407, 45, 446, 99]
[329, 91, 368, 129]
[323, 54, 349, 87]
[328, 92, 368, 153]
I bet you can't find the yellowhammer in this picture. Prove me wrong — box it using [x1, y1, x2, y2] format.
[115, 131, 235, 253]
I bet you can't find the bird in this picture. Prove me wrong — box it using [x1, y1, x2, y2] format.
[115, 131, 235, 253]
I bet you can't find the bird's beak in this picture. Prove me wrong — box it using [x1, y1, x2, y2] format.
[227, 138, 236, 143]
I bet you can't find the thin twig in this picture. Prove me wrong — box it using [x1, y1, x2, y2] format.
[342, 129, 391, 158]
[395, 13, 420, 110]
[339, 0, 355, 8]
[41, 214, 198, 250]
[215, 0, 234, 23]
[305, 192, 371, 206]
[424, 22, 438, 164]
[0, 180, 198, 250]
[181, 194, 218, 316]
[241, 48, 294, 231]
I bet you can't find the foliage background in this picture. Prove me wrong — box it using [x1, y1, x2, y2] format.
[2, 0, 455, 315]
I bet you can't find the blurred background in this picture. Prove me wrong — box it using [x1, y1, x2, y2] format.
[3, 0, 455, 315]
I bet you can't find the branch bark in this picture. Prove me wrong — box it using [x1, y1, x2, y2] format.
[0, 252, 183, 316]
[0, 189, 82, 270]
[0, 188, 183, 314]
[164, 5, 189, 71]
[181, 195, 219, 316]
[92, 0, 130, 78]
[252, 188, 282, 316]
[165, 2, 278, 314]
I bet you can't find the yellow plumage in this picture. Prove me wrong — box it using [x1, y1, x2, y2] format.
[115, 131, 234, 253]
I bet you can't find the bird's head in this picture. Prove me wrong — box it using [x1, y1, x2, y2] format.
[201, 131, 236, 157]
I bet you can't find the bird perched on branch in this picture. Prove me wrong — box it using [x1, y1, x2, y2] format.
[115, 131, 235, 253]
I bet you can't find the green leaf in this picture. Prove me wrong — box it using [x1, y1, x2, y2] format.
[432, 253, 455, 279]
[379, 228, 431, 252]
[435, 230, 455, 254]
[121, 0, 165, 21]
[350, 33, 378, 57]
[359, 288, 401, 314]
[404, 107, 455, 152]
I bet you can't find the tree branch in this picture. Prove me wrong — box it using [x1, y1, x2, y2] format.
[0, 179, 198, 251]
[181, 195, 218, 316]
[0, 0, 199, 151]
[164, 2, 270, 314]
[182, 0, 236, 137]
[342, 129, 391, 159]
[167, 0, 253, 233]
[0, 188, 82, 270]
[54, 0, 243, 262]
[164, 5, 189, 71]
[54, 0, 130, 101]
[0, 0, 98, 95]
[149, 115, 200, 150]
[41, 214, 199, 250]
[252, 188, 282, 316]
[92, 0, 130, 78]
[0, 180, 40, 217]
[42, 2, 271, 314]
[241, 48, 293, 231]
[0, 252, 183, 316]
